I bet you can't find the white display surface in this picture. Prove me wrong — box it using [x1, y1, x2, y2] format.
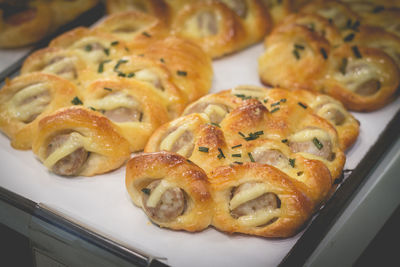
[1, 43, 400, 267]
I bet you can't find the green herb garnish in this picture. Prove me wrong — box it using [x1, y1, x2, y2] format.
[142, 32, 152, 38]
[248, 152, 255, 162]
[270, 107, 280, 113]
[160, 58, 165, 63]
[351, 45, 362, 58]
[103, 48, 110, 56]
[84, 44, 92, 51]
[312, 137, 323, 150]
[177, 70, 187, 76]
[98, 60, 111, 73]
[114, 59, 128, 71]
[298, 102, 308, 109]
[343, 33, 355, 42]
[104, 87, 113, 91]
[234, 161, 243, 165]
[211, 122, 220, 128]
[339, 58, 348, 75]
[289, 158, 295, 168]
[293, 49, 301, 60]
[111, 41, 119, 46]
[71, 96, 83, 105]
[199, 147, 209, 153]
[232, 154, 241, 158]
[217, 148, 225, 159]
[281, 139, 288, 143]
[320, 48, 328, 59]
[141, 188, 151, 195]
[232, 144, 242, 149]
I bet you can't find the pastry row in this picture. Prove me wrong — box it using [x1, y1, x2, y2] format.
[125, 86, 360, 237]
[259, 0, 400, 111]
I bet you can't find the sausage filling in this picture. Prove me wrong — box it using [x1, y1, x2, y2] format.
[289, 128, 334, 160]
[45, 133, 89, 176]
[160, 127, 195, 158]
[251, 149, 289, 170]
[9, 83, 51, 123]
[230, 182, 280, 227]
[194, 11, 218, 37]
[141, 180, 186, 222]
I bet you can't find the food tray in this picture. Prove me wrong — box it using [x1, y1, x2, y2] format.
[1, 16, 400, 267]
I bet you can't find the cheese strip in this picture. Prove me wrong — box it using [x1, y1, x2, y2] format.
[42, 57, 76, 76]
[44, 132, 89, 168]
[146, 180, 174, 208]
[134, 69, 160, 87]
[9, 83, 51, 122]
[230, 183, 270, 210]
[316, 102, 347, 119]
[290, 128, 329, 142]
[160, 126, 192, 156]
[332, 59, 382, 92]
[237, 209, 281, 227]
[204, 104, 227, 119]
[88, 92, 137, 110]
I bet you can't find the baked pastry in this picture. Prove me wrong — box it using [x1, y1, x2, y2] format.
[20, 47, 87, 84]
[32, 106, 131, 176]
[258, 0, 400, 111]
[210, 163, 314, 237]
[0, 73, 80, 149]
[83, 78, 170, 151]
[146, 86, 346, 198]
[0, 0, 98, 48]
[135, 85, 354, 237]
[79, 55, 187, 119]
[92, 10, 168, 43]
[106, 0, 273, 58]
[125, 151, 213, 232]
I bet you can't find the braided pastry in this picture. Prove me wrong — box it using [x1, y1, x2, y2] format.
[127, 86, 356, 237]
[0, 73, 81, 150]
[106, 0, 273, 58]
[0, 0, 98, 48]
[125, 151, 213, 231]
[258, 0, 400, 111]
[32, 106, 131, 177]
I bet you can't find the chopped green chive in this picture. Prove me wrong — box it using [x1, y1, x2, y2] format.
[141, 188, 151, 195]
[346, 19, 360, 32]
[160, 58, 165, 63]
[372, 5, 384, 13]
[238, 132, 245, 137]
[199, 147, 209, 153]
[98, 60, 111, 73]
[142, 32, 151, 38]
[271, 101, 281, 107]
[297, 171, 304, 176]
[294, 44, 305, 50]
[127, 72, 135, 78]
[211, 122, 220, 128]
[232, 154, 241, 158]
[270, 107, 280, 113]
[139, 112, 143, 122]
[289, 158, 295, 167]
[177, 70, 187, 76]
[104, 87, 113, 91]
[89, 106, 96, 111]
[103, 48, 110, 56]
[84, 44, 92, 51]
[232, 144, 242, 149]
[293, 49, 301, 60]
[313, 137, 323, 150]
[280, 98, 287, 103]
[217, 148, 225, 159]
[243, 131, 264, 141]
[248, 152, 255, 162]
[234, 161, 243, 165]
[281, 139, 288, 143]
[111, 41, 119, 46]
[263, 99, 268, 103]
[71, 96, 83, 105]
[235, 94, 253, 100]
[351, 45, 362, 58]
[114, 59, 128, 71]
[343, 33, 355, 42]
[320, 48, 328, 59]
[298, 102, 308, 109]
[339, 58, 348, 75]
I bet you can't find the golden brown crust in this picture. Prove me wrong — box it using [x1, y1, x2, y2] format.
[0, 73, 80, 149]
[83, 78, 170, 152]
[125, 151, 213, 232]
[210, 163, 314, 238]
[32, 106, 131, 176]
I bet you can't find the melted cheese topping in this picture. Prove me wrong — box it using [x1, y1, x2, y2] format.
[333, 59, 382, 92]
[231, 87, 267, 100]
[71, 37, 107, 63]
[204, 104, 227, 120]
[290, 128, 330, 142]
[9, 83, 51, 122]
[316, 102, 347, 119]
[146, 179, 173, 208]
[237, 209, 281, 227]
[43, 57, 77, 78]
[44, 132, 90, 168]
[134, 69, 160, 87]
[159, 126, 193, 156]
[230, 183, 270, 210]
[310, 96, 348, 118]
[88, 92, 138, 110]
